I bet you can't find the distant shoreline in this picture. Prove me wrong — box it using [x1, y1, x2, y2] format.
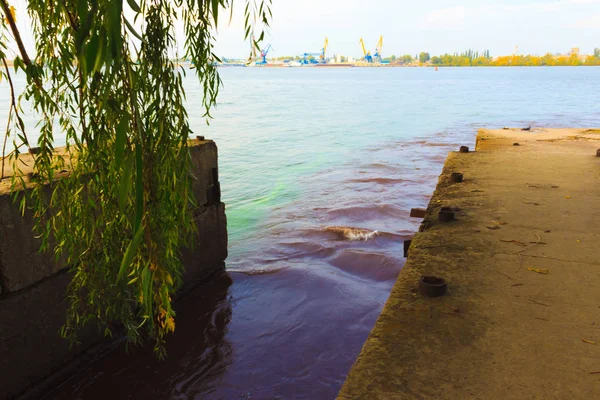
[225, 63, 600, 68]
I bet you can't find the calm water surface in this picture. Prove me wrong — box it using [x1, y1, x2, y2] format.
[4, 67, 599, 399]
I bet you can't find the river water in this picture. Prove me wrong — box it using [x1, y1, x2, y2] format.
[3, 67, 600, 399]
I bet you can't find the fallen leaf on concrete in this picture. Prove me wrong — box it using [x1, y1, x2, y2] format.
[565, 196, 571, 199]
[487, 225, 500, 230]
[500, 239, 528, 247]
[511, 283, 524, 287]
[442, 303, 460, 313]
[528, 298, 550, 307]
[551, 185, 559, 188]
[590, 371, 600, 375]
[471, 189, 485, 192]
[582, 339, 596, 345]
[523, 201, 541, 206]
[527, 268, 549, 274]
[577, 239, 581, 243]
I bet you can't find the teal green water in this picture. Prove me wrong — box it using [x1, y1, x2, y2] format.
[8, 67, 600, 399]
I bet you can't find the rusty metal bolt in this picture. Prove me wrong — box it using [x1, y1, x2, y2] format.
[410, 208, 427, 218]
[450, 172, 463, 183]
[418, 276, 448, 298]
[438, 207, 455, 222]
[459, 146, 469, 153]
[403, 239, 412, 258]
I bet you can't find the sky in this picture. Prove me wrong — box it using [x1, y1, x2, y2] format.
[4, 0, 600, 59]
[212, 0, 600, 58]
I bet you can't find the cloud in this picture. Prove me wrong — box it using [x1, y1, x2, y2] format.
[569, 14, 600, 28]
[423, 6, 467, 30]
[563, 0, 600, 4]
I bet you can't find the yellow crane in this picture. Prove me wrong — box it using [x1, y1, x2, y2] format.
[359, 37, 383, 63]
[359, 38, 368, 58]
[374, 35, 383, 62]
[321, 37, 329, 61]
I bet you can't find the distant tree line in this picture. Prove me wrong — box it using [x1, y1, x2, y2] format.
[426, 49, 600, 66]
[264, 48, 600, 66]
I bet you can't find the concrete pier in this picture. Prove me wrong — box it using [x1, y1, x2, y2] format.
[338, 128, 600, 399]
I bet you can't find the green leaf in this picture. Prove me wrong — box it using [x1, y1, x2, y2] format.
[108, 0, 123, 61]
[141, 265, 153, 317]
[124, 17, 143, 41]
[118, 155, 133, 212]
[134, 143, 143, 232]
[228, 1, 234, 26]
[93, 33, 106, 72]
[84, 34, 99, 76]
[212, 0, 219, 26]
[76, 0, 88, 21]
[117, 226, 145, 283]
[126, 0, 141, 13]
[115, 113, 129, 168]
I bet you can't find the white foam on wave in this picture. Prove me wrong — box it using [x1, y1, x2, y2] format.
[324, 226, 380, 241]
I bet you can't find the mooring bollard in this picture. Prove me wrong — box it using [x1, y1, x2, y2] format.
[418, 276, 447, 298]
[403, 239, 412, 258]
[410, 208, 427, 218]
[459, 146, 469, 153]
[438, 207, 455, 222]
[450, 172, 463, 183]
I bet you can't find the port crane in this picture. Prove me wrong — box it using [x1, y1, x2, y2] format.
[373, 36, 383, 63]
[321, 37, 329, 62]
[359, 38, 372, 62]
[302, 37, 329, 64]
[359, 36, 383, 63]
[256, 44, 272, 65]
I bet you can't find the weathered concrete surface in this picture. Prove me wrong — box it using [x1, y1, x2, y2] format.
[0, 139, 227, 399]
[338, 128, 600, 399]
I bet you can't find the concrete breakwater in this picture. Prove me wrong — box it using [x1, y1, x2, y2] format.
[0, 139, 227, 399]
[338, 128, 600, 399]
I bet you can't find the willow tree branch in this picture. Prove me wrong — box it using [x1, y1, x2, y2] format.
[1, 58, 30, 180]
[2, 58, 28, 143]
[0, 0, 31, 65]
[2, 102, 13, 180]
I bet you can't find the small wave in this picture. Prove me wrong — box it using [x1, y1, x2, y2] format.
[400, 140, 456, 147]
[228, 266, 289, 276]
[323, 226, 380, 241]
[362, 162, 401, 171]
[347, 177, 411, 185]
[328, 249, 402, 281]
[325, 204, 404, 221]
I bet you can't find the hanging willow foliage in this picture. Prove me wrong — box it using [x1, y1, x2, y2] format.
[0, 0, 270, 356]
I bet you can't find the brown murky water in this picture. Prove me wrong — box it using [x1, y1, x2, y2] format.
[47, 137, 458, 400]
